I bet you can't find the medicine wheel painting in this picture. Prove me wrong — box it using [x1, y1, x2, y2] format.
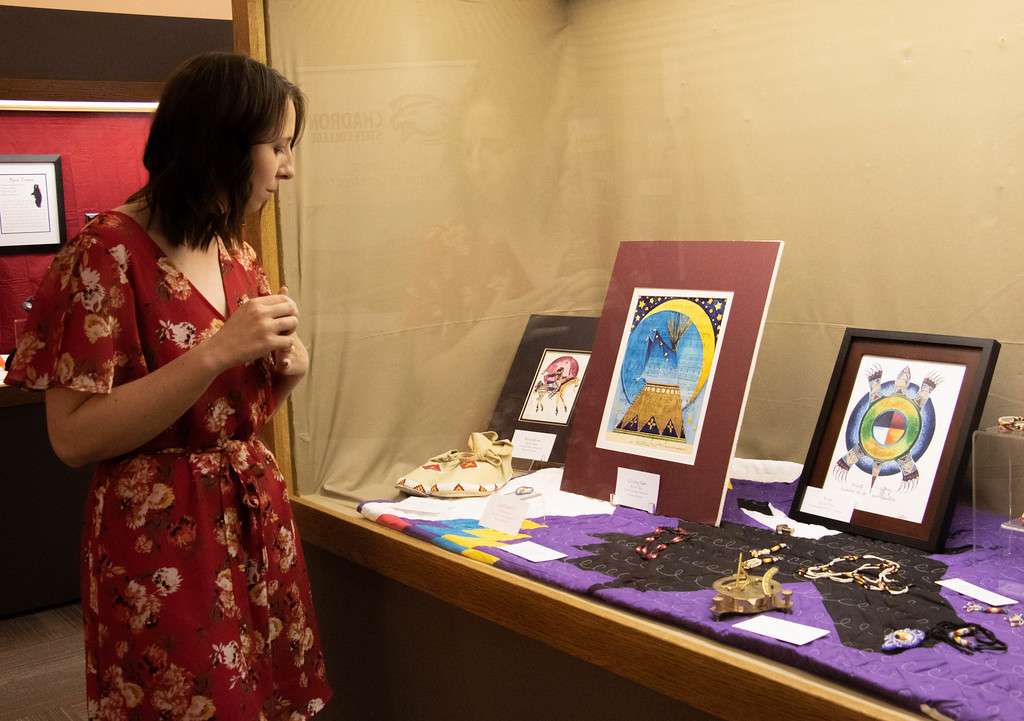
[833, 364, 942, 492]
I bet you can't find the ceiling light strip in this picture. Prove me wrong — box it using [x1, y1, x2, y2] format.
[0, 99, 157, 113]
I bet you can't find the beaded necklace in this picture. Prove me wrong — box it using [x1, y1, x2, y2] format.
[798, 554, 909, 595]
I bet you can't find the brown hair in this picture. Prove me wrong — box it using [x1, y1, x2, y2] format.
[128, 52, 305, 249]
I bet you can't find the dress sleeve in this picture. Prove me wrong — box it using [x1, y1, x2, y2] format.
[6, 227, 146, 394]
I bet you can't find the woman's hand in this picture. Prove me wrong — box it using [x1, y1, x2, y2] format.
[267, 286, 308, 409]
[274, 331, 308, 377]
[201, 291, 298, 373]
[270, 286, 307, 376]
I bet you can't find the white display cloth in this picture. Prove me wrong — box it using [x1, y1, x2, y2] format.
[358, 460, 802, 524]
[359, 468, 614, 523]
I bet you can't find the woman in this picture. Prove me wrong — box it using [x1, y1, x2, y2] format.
[7, 53, 331, 719]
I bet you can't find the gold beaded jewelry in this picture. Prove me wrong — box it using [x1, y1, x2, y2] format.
[963, 602, 1024, 627]
[798, 554, 909, 595]
[742, 554, 783, 570]
[749, 542, 787, 558]
[997, 415, 1024, 432]
[737, 542, 788, 570]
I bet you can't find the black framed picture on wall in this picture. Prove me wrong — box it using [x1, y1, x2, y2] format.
[790, 328, 999, 551]
[0, 154, 66, 254]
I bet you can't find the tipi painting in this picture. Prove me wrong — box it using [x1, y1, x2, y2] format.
[596, 288, 732, 464]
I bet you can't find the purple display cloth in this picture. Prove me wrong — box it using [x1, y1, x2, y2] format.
[365, 480, 1024, 721]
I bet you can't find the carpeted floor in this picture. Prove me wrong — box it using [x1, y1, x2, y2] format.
[0, 604, 86, 721]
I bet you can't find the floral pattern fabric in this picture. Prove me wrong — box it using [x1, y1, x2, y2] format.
[8, 212, 331, 721]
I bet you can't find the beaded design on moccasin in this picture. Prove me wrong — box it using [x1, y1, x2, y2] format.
[395, 432, 514, 497]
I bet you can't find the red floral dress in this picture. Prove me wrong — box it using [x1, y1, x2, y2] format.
[8, 212, 332, 721]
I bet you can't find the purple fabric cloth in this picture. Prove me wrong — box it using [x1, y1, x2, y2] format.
[370, 481, 1024, 720]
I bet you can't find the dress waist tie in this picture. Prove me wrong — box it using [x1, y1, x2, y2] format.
[151, 438, 276, 652]
[150, 437, 271, 516]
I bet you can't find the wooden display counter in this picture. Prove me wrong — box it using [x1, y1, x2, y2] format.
[293, 495, 940, 721]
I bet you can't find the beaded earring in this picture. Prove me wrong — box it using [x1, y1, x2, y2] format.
[962, 602, 1024, 628]
[634, 526, 693, 561]
[929, 622, 1007, 655]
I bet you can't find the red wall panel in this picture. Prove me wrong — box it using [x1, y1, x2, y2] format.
[0, 111, 151, 350]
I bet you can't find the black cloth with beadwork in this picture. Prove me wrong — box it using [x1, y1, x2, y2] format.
[563, 514, 963, 652]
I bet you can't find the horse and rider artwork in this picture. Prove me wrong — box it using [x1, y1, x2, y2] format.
[520, 350, 592, 425]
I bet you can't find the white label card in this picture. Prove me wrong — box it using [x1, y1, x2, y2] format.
[479, 494, 531, 536]
[394, 497, 445, 514]
[799, 486, 855, 523]
[511, 429, 558, 462]
[732, 616, 830, 646]
[612, 467, 660, 513]
[936, 578, 1018, 607]
[501, 541, 567, 562]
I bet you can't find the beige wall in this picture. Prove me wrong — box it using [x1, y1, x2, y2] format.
[269, 0, 579, 499]
[567, 0, 1024, 464]
[0, 0, 231, 18]
[269, 0, 1024, 501]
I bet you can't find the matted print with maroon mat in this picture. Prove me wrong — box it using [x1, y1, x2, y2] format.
[562, 240, 783, 524]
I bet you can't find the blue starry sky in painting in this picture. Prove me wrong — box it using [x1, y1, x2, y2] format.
[631, 295, 727, 339]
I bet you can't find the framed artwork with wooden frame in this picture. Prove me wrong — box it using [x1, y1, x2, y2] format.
[790, 328, 1000, 552]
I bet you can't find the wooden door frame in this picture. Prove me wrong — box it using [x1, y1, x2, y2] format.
[232, 0, 296, 491]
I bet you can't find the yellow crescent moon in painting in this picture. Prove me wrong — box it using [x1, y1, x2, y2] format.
[645, 298, 716, 405]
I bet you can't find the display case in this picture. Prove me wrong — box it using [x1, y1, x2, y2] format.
[245, 1, 1024, 720]
[973, 425, 1024, 550]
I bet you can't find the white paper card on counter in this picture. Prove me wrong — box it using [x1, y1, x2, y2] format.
[393, 497, 445, 514]
[732, 616, 829, 646]
[511, 429, 558, 462]
[799, 485, 855, 523]
[612, 467, 660, 513]
[936, 578, 1018, 606]
[501, 541, 567, 563]
[479, 494, 531, 536]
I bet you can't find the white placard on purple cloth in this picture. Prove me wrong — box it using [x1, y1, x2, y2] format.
[732, 616, 830, 646]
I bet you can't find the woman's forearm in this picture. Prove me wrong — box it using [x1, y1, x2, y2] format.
[46, 345, 224, 467]
[46, 294, 300, 467]
[272, 373, 303, 411]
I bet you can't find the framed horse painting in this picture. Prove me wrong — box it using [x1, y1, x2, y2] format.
[520, 349, 591, 425]
[488, 315, 599, 469]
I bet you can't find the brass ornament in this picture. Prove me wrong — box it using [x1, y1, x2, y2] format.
[711, 552, 794, 620]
